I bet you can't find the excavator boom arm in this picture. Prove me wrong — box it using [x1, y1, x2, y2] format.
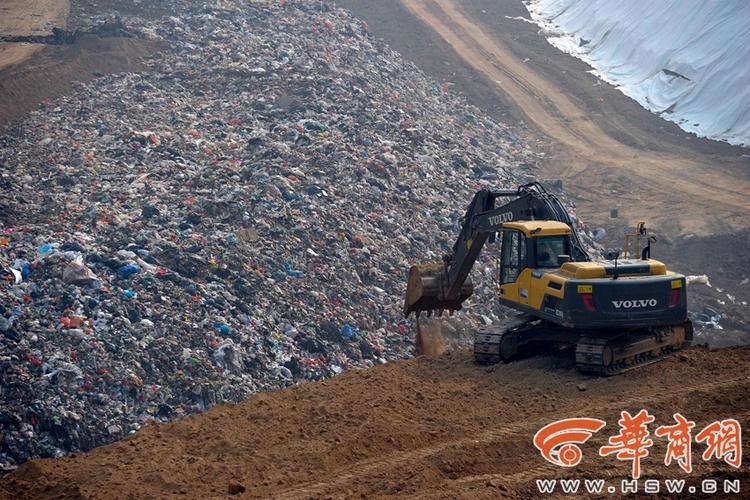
[405, 182, 588, 315]
[443, 182, 588, 300]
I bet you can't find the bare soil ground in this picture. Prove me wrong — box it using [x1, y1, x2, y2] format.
[0, 0, 161, 129]
[0, 0, 69, 71]
[1, 345, 748, 498]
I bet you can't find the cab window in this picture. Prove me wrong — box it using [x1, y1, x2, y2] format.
[535, 236, 568, 268]
[500, 230, 526, 284]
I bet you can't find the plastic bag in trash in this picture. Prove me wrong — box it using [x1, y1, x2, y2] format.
[62, 257, 100, 287]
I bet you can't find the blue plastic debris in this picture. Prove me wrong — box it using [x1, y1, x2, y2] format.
[214, 323, 230, 336]
[284, 260, 303, 278]
[21, 262, 32, 279]
[117, 264, 141, 278]
[341, 324, 355, 339]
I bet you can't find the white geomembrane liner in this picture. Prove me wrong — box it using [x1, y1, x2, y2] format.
[526, 0, 750, 146]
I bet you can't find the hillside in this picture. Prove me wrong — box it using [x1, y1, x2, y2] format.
[1, 344, 748, 498]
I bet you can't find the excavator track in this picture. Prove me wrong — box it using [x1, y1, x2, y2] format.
[576, 321, 694, 376]
[473, 316, 530, 364]
[473, 316, 573, 364]
[474, 318, 693, 375]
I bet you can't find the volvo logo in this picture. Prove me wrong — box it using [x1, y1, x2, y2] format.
[612, 299, 657, 309]
[488, 211, 514, 226]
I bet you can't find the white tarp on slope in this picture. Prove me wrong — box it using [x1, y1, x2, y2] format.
[526, 0, 750, 146]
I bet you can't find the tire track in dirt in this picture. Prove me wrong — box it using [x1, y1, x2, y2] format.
[400, 0, 750, 236]
[278, 372, 749, 496]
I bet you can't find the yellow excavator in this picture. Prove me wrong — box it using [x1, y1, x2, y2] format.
[404, 182, 692, 375]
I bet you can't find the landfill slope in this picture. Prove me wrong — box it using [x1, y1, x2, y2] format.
[0, 0, 538, 471]
[1, 345, 748, 498]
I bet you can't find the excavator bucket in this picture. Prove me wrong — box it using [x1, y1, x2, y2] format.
[403, 262, 474, 317]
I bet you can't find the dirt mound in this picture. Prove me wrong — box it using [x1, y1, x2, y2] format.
[0, 35, 159, 129]
[1, 345, 748, 498]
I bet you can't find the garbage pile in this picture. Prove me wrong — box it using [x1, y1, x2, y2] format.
[0, 0, 548, 469]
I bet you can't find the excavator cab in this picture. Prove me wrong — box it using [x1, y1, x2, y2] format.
[495, 221, 572, 309]
[404, 182, 587, 318]
[499, 222, 573, 275]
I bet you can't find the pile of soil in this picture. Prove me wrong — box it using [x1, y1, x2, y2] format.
[1, 345, 748, 498]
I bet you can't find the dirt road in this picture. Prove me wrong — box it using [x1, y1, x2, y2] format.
[396, 0, 749, 236]
[0, 0, 68, 70]
[1, 345, 747, 498]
